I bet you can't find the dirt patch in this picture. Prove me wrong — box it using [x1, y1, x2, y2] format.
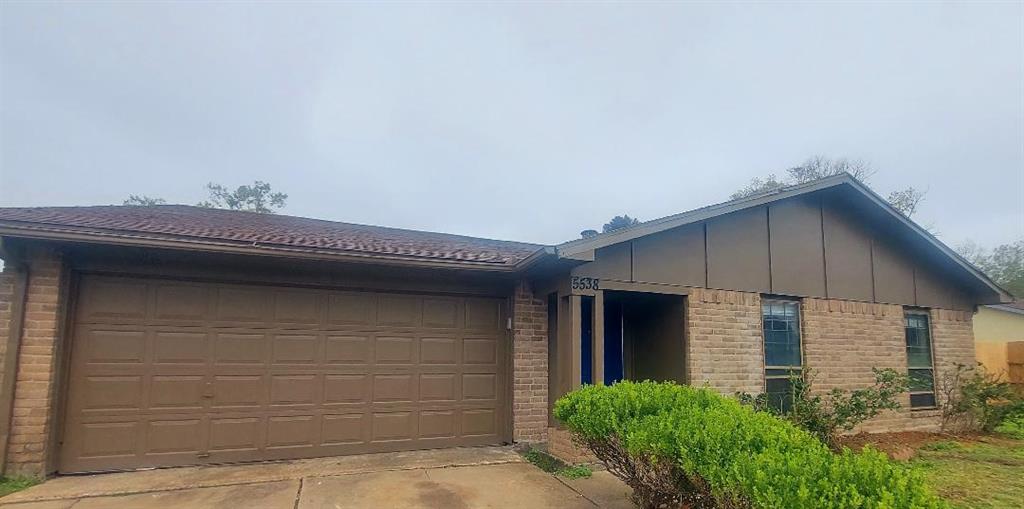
[838, 431, 957, 460]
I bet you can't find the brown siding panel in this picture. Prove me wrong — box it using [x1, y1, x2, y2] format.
[822, 204, 874, 302]
[706, 207, 771, 293]
[632, 223, 705, 287]
[872, 240, 916, 305]
[573, 243, 631, 281]
[914, 267, 954, 310]
[768, 198, 826, 297]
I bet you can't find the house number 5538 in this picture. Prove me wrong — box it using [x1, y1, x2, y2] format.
[571, 276, 599, 290]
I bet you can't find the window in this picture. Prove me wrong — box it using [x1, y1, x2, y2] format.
[904, 312, 936, 408]
[762, 299, 802, 412]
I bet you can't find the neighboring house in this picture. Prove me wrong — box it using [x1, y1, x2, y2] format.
[974, 302, 1024, 389]
[0, 174, 1011, 477]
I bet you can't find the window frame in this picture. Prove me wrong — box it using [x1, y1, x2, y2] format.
[904, 309, 937, 410]
[761, 298, 804, 412]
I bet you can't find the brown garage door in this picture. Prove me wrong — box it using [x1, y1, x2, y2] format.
[59, 275, 509, 473]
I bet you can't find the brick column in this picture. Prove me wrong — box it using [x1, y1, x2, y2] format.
[512, 280, 547, 444]
[5, 249, 68, 477]
[0, 269, 15, 401]
[685, 288, 764, 394]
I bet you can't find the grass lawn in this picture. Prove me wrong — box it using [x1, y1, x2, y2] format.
[0, 476, 38, 498]
[912, 437, 1024, 509]
[844, 432, 1024, 508]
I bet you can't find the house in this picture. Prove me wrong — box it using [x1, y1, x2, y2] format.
[0, 174, 1011, 477]
[974, 302, 1024, 390]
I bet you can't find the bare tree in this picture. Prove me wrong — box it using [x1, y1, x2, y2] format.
[198, 181, 288, 214]
[730, 155, 925, 217]
[123, 195, 166, 206]
[886, 187, 927, 218]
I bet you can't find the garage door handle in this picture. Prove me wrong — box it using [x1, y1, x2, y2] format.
[197, 453, 210, 459]
[202, 383, 214, 399]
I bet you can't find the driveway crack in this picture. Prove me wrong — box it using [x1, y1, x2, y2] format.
[292, 478, 304, 509]
[552, 474, 600, 508]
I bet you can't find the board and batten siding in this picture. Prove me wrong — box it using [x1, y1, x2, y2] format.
[572, 194, 973, 310]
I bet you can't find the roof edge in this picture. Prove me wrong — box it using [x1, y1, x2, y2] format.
[0, 223, 539, 273]
[985, 304, 1024, 316]
[558, 174, 852, 254]
[556, 173, 1013, 303]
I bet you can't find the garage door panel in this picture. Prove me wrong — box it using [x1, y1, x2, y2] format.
[273, 290, 322, 324]
[422, 298, 459, 328]
[419, 374, 457, 402]
[377, 295, 421, 326]
[83, 329, 147, 364]
[322, 413, 366, 445]
[150, 376, 205, 410]
[153, 331, 208, 364]
[371, 411, 415, 442]
[465, 298, 501, 330]
[462, 374, 497, 401]
[209, 417, 261, 452]
[462, 409, 498, 437]
[323, 374, 369, 404]
[146, 419, 203, 455]
[374, 336, 416, 364]
[372, 374, 415, 403]
[420, 337, 458, 364]
[270, 375, 318, 406]
[214, 333, 267, 364]
[419, 411, 456, 439]
[326, 293, 376, 325]
[82, 376, 144, 411]
[154, 284, 210, 321]
[271, 334, 319, 364]
[77, 279, 149, 321]
[78, 421, 139, 459]
[463, 338, 497, 364]
[211, 375, 264, 408]
[62, 275, 508, 473]
[215, 288, 274, 323]
[324, 335, 370, 364]
[267, 415, 317, 449]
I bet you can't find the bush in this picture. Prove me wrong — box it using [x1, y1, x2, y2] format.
[994, 403, 1024, 439]
[737, 368, 907, 450]
[938, 363, 1021, 433]
[554, 381, 944, 509]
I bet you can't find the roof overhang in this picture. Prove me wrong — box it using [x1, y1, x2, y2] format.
[985, 304, 1024, 316]
[556, 173, 1014, 303]
[0, 222, 553, 274]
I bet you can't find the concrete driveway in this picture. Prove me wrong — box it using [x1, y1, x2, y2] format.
[0, 447, 633, 509]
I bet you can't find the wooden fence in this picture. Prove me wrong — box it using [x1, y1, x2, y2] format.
[977, 340, 1024, 392]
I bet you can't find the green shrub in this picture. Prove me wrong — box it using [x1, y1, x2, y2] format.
[554, 381, 945, 509]
[938, 363, 1021, 433]
[0, 476, 38, 498]
[994, 404, 1024, 439]
[737, 368, 907, 450]
[557, 464, 593, 479]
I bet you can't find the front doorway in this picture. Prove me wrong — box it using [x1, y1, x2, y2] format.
[580, 291, 686, 385]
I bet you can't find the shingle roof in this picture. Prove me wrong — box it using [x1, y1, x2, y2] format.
[0, 205, 545, 266]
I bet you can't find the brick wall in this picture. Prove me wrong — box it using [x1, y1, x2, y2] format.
[546, 426, 594, 464]
[802, 298, 925, 431]
[685, 288, 764, 394]
[5, 249, 68, 477]
[0, 269, 15, 397]
[512, 280, 548, 443]
[682, 289, 976, 433]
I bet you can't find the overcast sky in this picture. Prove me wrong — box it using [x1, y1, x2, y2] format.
[1, 1, 1021, 248]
